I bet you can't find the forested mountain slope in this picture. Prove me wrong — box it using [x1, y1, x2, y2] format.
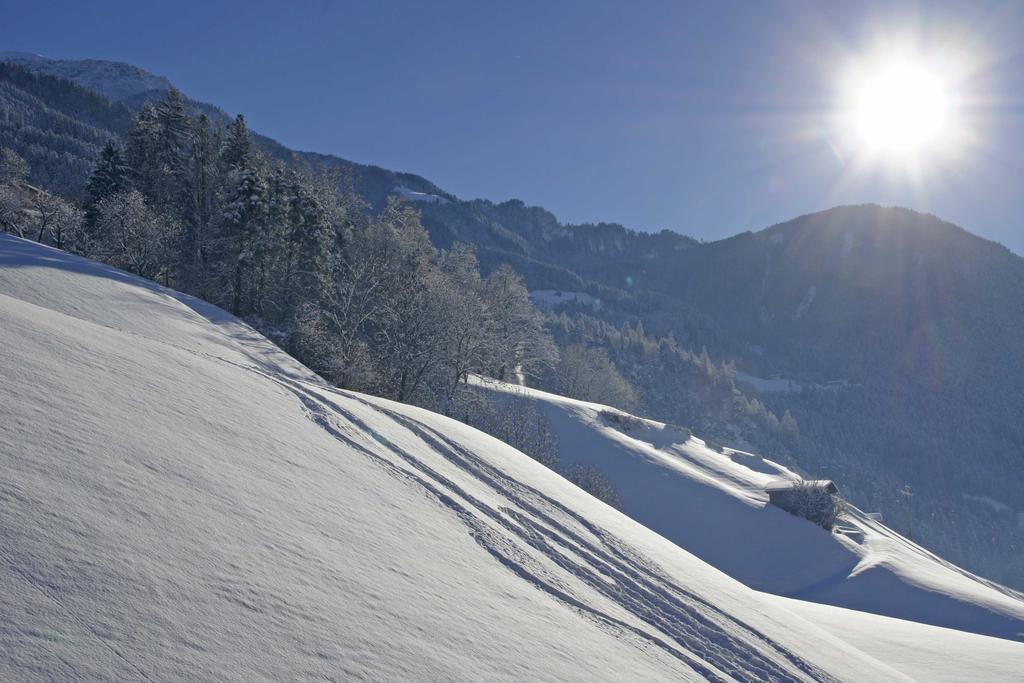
[656, 206, 1024, 590]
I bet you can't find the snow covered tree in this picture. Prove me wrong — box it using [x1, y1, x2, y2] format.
[358, 201, 449, 402]
[555, 344, 638, 411]
[0, 147, 30, 186]
[182, 113, 222, 292]
[565, 463, 621, 509]
[92, 190, 180, 282]
[125, 103, 161, 201]
[85, 142, 130, 227]
[0, 185, 26, 237]
[482, 264, 557, 383]
[288, 173, 336, 315]
[221, 114, 253, 170]
[438, 244, 492, 408]
[218, 163, 270, 315]
[30, 192, 84, 251]
[150, 87, 191, 214]
[125, 89, 191, 217]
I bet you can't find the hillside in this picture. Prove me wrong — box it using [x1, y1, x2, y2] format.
[4, 233, 1024, 680]
[472, 379, 1024, 640]
[662, 206, 1024, 589]
[5, 233, 1024, 681]
[2, 52, 1022, 591]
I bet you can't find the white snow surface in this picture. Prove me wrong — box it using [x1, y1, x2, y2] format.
[1, 234, 1022, 681]
[735, 371, 802, 394]
[391, 184, 450, 204]
[473, 379, 1024, 643]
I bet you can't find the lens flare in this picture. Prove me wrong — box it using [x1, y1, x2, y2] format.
[852, 63, 950, 153]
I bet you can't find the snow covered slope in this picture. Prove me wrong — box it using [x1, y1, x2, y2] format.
[474, 379, 1024, 642]
[1, 233, 1022, 681]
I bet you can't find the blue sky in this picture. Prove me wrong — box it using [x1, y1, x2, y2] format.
[3, 0, 1024, 252]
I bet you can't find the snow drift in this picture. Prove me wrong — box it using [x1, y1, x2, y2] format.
[1, 233, 1022, 681]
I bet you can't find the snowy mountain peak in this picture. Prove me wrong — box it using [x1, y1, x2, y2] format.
[0, 51, 173, 101]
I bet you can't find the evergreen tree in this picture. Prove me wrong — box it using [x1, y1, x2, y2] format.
[219, 164, 269, 315]
[291, 175, 335, 313]
[125, 102, 160, 199]
[150, 87, 191, 213]
[221, 114, 252, 170]
[184, 114, 222, 291]
[85, 142, 130, 227]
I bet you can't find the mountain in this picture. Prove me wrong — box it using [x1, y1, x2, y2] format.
[0, 51, 173, 101]
[621, 206, 1024, 589]
[0, 57, 446, 204]
[420, 204, 1024, 589]
[419, 202, 1024, 591]
[3, 232, 1023, 680]
[2, 52, 1022, 591]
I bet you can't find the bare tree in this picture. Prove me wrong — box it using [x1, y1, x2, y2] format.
[31, 192, 85, 251]
[0, 185, 26, 237]
[93, 191, 181, 282]
[555, 344, 638, 411]
[438, 244, 492, 409]
[482, 264, 557, 383]
[565, 463, 622, 509]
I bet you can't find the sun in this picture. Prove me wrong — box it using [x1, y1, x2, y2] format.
[837, 51, 966, 165]
[852, 63, 949, 153]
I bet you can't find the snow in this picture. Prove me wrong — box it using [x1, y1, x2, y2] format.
[528, 289, 602, 310]
[1, 233, 1022, 680]
[735, 370, 802, 394]
[735, 372, 854, 395]
[473, 379, 1024, 642]
[770, 596, 1024, 682]
[391, 184, 450, 204]
[793, 285, 816, 319]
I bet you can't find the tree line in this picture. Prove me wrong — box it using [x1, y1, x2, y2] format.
[0, 87, 556, 413]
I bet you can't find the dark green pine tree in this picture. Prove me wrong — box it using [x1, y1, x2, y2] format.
[84, 141, 130, 227]
[221, 114, 253, 170]
[183, 113, 222, 291]
[125, 102, 161, 200]
[291, 176, 334, 315]
[220, 164, 268, 315]
[151, 87, 191, 213]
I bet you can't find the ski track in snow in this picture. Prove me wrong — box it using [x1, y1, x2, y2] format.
[22, 314, 823, 681]
[272, 376, 835, 682]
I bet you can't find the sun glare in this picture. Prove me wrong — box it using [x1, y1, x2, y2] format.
[853, 63, 949, 152]
[837, 49, 968, 166]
